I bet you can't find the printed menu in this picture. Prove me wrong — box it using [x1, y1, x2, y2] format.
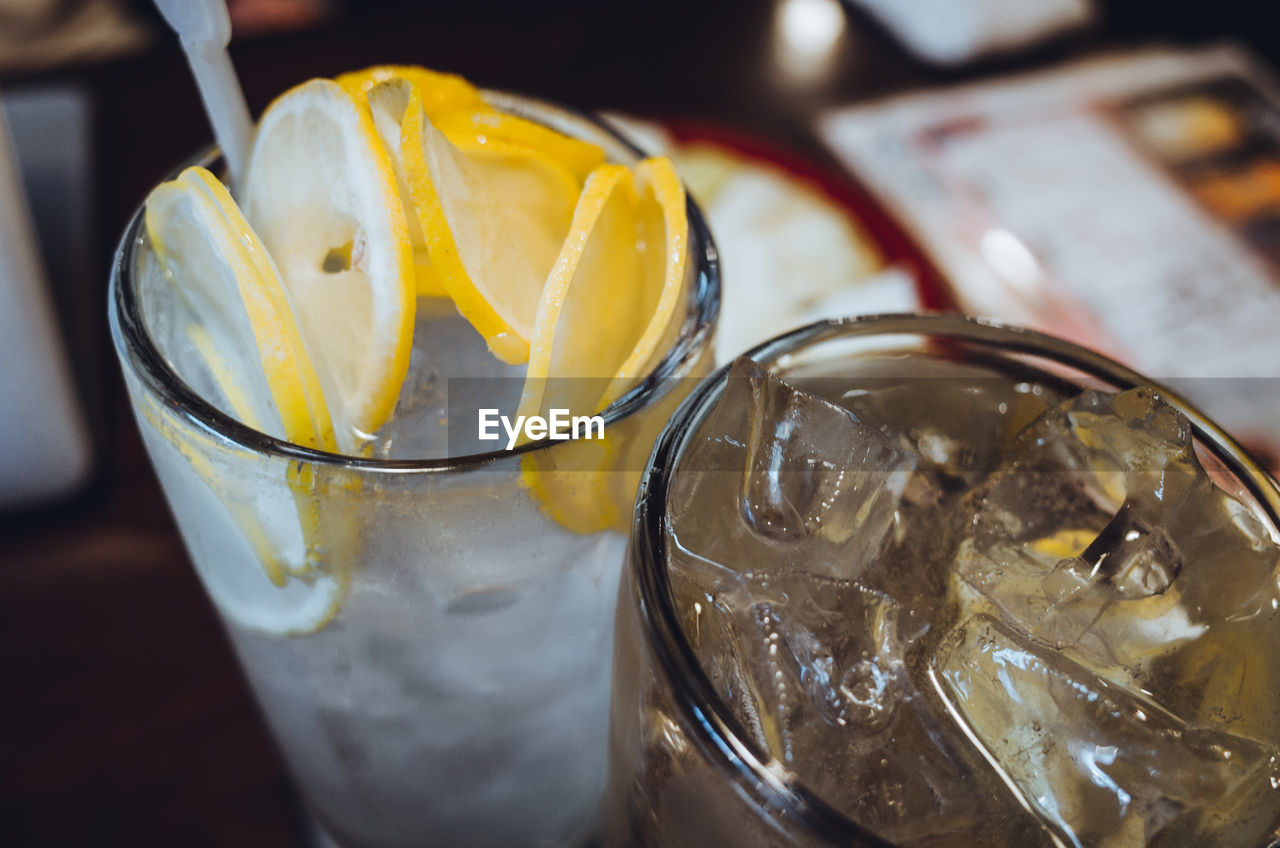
[824, 45, 1280, 465]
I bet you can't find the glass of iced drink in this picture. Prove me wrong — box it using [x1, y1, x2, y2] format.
[109, 66, 718, 847]
[607, 314, 1280, 846]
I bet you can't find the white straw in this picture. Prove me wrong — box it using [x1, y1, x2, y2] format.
[153, 0, 254, 190]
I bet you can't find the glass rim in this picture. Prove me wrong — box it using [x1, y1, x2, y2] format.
[629, 312, 1280, 843]
[108, 89, 721, 473]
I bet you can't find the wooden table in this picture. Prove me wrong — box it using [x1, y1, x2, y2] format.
[3, 0, 1278, 844]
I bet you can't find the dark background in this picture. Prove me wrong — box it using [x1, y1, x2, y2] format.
[3, 0, 1280, 844]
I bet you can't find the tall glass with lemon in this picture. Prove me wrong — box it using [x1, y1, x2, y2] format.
[109, 67, 718, 847]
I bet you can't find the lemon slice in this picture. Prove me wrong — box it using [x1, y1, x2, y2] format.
[401, 88, 580, 364]
[242, 78, 415, 453]
[143, 168, 346, 635]
[521, 432, 624, 535]
[336, 64, 487, 117]
[146, 166, 336, 451]
[340, 65, 490, 298]
[136, 393, 351, 636]
[365, 78, 448, 298]
[519, 157, 689, 421]
[517, 163, 639, 421]
[432, 109, 605, 182]
[600, 156, 689, 407]
[519, 158, 694, 535]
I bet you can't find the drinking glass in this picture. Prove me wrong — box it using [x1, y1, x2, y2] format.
[110, 92, 720, 848]
[606, 314, 1280, 847]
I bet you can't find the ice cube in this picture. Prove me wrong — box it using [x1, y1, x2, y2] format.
[746, 573, 906, 744]
[1015, 387, 1202, 522]
[1155, 467, 1280, 626]
[738, 360, 916, 547]
[667, 357, 916, 583]
[951, 391, 1204, 673]
[953, 386, 1280, 690]
[715, 568, 984, 844]
[1073, 502, 1182, 601]
[958, 496, 1203, 671]
[1150, 491, 1280, 746]
[951, 387, 1200, 571]
[376, 307, 525, 459]
[932, 614, 1280, 847]
[667, 562, 773, 752]
[835, 371, 1056, 491]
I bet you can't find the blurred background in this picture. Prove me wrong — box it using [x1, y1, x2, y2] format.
[4, 0, 1280, 844]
